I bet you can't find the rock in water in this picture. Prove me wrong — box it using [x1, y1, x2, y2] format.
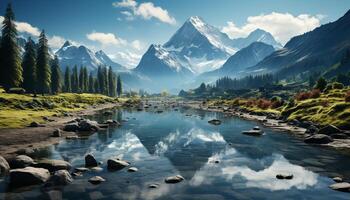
[9, 167, 50, 187]
[318, 125, 343, 135]
[329, 182, 350, 192]
[208, 119, 221, 125]
[10, 155, 35, 169]
[63, 123, 79, 132]
[304, 134, 333, 144]
[52, 129, 62, 137]
[78, 120, 100, 131]
[165, 175, 185, 184]
[148, 184, 159, 189]
[48, 170, 73, 186]
[127, 167, 138, 172]
[34, 159, 71, 172]
[89, 176, 106, 184]
[85, 154, 98, 167]
[107, 159, 129, 170]
[333, 177, 343, 183]
[276, 174, 293, 180]
[0, 155, 10, 176]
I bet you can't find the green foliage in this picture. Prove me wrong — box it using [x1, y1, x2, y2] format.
[0, 3, 22, 89]
[71, 65, 79, 93]
[50, 56, 61, 94]
[78, 66, 85, 92]
[63, 66, 71, 92]
[36, 30, 51, 94]
[22, 37, 36, 93]
[108, 66, 116, 97]
[332, 82, 344, 89]
[88, 72, 94, 93]
[117, 75, 122, 97]
[314, 76, 327, 91]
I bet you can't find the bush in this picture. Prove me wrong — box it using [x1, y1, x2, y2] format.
[332, 82, 344, 89]
[315, 77, 327, 91]
[346, 91, 350, 102]
[270, 96, 284, 108]
[309, 89, 321, 98]
[295, 91, 311, 101]
[256, 99, 271, 109]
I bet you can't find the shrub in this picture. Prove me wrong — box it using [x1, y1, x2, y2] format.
[295, 91, 311, 101]
[346, 91, 350, 102]
[256, 99, 271, 109]
[309, 89, 321, 98]
[270, 96, 284, 108]
[286, 98, 295, 107]
[315, 77, 327, 91]
[332, 82, 344, 89]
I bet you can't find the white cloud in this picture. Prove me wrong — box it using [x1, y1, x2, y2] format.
[113, 0, 176, 25]
[114, 51, 142, 68]
[222, 12, 322, 45]
[0, 16, 40, 37]
[131, 40, 142, 50]
[48, 35, 66, 50]
[86, 32, 127, 46]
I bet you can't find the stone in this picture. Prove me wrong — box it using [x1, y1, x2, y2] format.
[75, 167, 90, 172]
[48, 170, 73, 186]
[148, 184, 159, 189]
[0, 155, 10, 176]
[276, 174, 293, 180]
[63, 123, 79, 132]
[85, 154, 98, 167]
[15, 148, 35, 156]
[10, 155, 35, 169]
[103, 119, 120, 126]
[103, 111, 113, 116]
[52, 129, 62, 137]
[208, 119, 221, 125]
[333, 177, 343, 183]
[88, 176, 106, 184]
[165, 175, 185, 184]
[330, 133, 348, 139]
[306, 125, 319, 134]
[34, 159, 71, 172]
[329, 182, 350, 192]
[304, 134, 333, 144]
[66, 135, 79, 139]
[127, 167, 138, 172]
[78, 120, 100, 132]
[318, 125, 343, 135]
[107, 158, 129, 170]
[91, 167, 103, 172]
[29, 121, 44, 127]
[9, 167, 50, 187]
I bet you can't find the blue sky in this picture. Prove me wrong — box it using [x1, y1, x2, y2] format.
[1, 0, 350, 68]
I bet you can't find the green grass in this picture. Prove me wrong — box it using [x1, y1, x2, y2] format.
[0, 91, 119, 129]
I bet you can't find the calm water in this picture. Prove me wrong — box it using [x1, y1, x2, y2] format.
[1, 106, 350, 200]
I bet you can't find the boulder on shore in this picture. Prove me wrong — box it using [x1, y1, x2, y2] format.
[318, 125, 343, 135]
[304, 134, 333, 144]
[52, 129, 62, 137]
[9, 167, 50, 187]
[34, 159, 71, 172]
[10, 155, 35, 169]
[89, 176, 106, 184]
[85, 154, 98, 167]
[0, 155, 10, 176]
[78, 120, 100, 132]
[107, 158, 129, 170]
[165, 175, 185, 184]
[63, 123, 79, 132]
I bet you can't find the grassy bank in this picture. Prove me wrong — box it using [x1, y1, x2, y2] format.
[207, 87, 350, 129]
[0, 89, 120, 129]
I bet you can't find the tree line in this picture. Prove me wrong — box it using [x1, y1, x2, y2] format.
[215, 74, 275, 90]
[0, 4, 122, 96]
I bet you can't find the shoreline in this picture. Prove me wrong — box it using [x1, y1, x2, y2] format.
[0, 102, 120, 159]
[181, 101, 350, 150]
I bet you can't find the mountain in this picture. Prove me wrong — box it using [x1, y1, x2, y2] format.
[248, 10, 350, 78]
[205, 42, 275, 77]
[231, 29, 282, 50]
[55, 41, 126, 72]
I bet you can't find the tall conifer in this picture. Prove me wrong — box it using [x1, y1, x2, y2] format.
[50, 56, 61, 94]
[22, 37, 36, 93]
[36, 30, 51, 94]
[64, 66, 71, 92]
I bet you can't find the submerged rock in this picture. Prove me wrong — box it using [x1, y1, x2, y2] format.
[208, 119, 221, 125]
[85, 154, 98, 167]
[304, 134, 333, 144]
[52, 129, 62, 137]
[48, 170, 73, 186]
[63, 123, 79, 132]
[9, 167, 50, 187]
[0, 155, 10, 176]
[165, 175, 185, 184]
[333, 177, 343, 183]
[78, 120, 100, 131]
[75, 167, 90, 172]
[34, 159, 71, 172]
[103, 119, 120, 126]
[88, 176, 106, 184]
[107, 159, 129, 170]
[10, 155, 35, 169]
[329, 182, 350, 192]
[148, 183, 159, 189]
[127, 167, 138, 172]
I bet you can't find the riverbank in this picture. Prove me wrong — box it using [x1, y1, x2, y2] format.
[181, 100, 350, 150]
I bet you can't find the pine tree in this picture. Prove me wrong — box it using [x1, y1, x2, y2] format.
[22, 37, 36, 93]
[78, 66, 84, 93]
[83, 67, 89, 92]
[0, 4, 22, 90]
[64, 66, 71, 92]
[117, 75, 122, 97]
[315, 77, 327, 92]
[36, 30, 51, 94]
[93, 78, 99, 94]
[50, 55, 61, 94]
[88, 72, 94, 93]
[98, 66, 106, 94]
[71, 65, 78, 93]
[108, 66, 116, 96]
